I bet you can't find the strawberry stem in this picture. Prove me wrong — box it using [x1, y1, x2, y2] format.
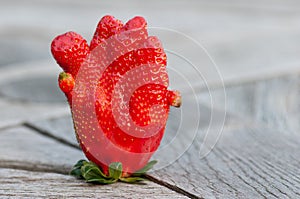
[70, 159, 157, 184]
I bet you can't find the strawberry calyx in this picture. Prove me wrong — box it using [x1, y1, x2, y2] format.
[70, 159, 157, 184]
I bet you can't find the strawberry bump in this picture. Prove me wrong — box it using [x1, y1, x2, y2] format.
[51, 15, 181, 184]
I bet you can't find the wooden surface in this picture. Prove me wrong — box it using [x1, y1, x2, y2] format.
[0, 127, 187, 198]
[0, 126, 83, 174]
[152, 125, 300, 198]
[1, 0, 300, 198]
[0, 169, 187, 199]
[25, 101, 300, 198]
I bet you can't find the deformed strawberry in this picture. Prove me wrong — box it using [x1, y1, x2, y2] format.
[51, 16, 181, 183]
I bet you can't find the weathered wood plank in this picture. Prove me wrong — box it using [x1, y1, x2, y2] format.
[149, 123, 300, 198]
[0, 126, 84, 174]
[145, 75, 300, 198]
[26, 115, 79, 148]
[199, 74, 300, 135]
[26, 103, 241, 198]
[25, 75, 300, 198]
[0, 168, 187, 199]
[27, 102, 239, 168]
[216, 125, 300, 196]
[0, 61, 69, 128]
[0, 98, 68, 129]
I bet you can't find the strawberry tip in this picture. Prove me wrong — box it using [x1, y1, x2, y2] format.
[168, 90, 182, 107]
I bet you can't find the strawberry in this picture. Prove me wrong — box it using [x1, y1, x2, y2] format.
[58, 72, 74, 104]
[51, 31, 90, 77]
[90, 15, 123, 50]
[51, 16, 181, 182]
[58, 72, 74, 93]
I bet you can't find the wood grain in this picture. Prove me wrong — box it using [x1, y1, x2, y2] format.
[7, 117, 300, 198]
[150, 122, 300, 198]
[32, 115, 300, 198]
[25, 75, 300, 198]
[199, 74, 300, 135]
[0, 61, 69, 129]
[0, 168, 187, 199]
[0, 126, 84, 174]
[27, 102, 240, 171]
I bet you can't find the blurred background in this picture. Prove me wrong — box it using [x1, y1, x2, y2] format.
[0, 0, 300, 133]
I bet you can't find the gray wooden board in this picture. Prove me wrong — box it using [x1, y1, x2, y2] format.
[28, 102, 239, 165]
[0, 126, 84, 174]
[0, 99, 68, 129]
[6, 92, 300, 198]
[24, 74, 300, 198]
[0, 61, 69, 129]
[27, 115, 79, 147]
[0, 75, 66, 103]
[0, 168, 187, 199]
[25, 104, 300, 198]
[199, 74, 300, 136]
[150, 123, 300, 199]
[26, 103, 241, 198]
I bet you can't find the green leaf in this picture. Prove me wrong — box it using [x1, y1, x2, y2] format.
[132, 160, 158, 177]
[74, 159, 88, 168]
[81, 162, 109, 180]
[70, 159, 88, 178]
[70, 159, 157, 185]
[70, 168, 83, 178]
[119, 177, 146, 183]
[109, 162, 123, 180]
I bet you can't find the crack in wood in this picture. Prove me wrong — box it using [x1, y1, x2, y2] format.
[145, 174, 202, 199]
[0, 160, 69, 175]
[23, 122, 80, 150]
[16, 110, 300, 198]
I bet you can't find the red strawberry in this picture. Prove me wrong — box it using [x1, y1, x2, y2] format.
[58, 72, 74, 104]
[51, 31, 90, 77]
[90, 15, 123, 50]
[58, 72, 74, 93]
[51, 16, 181, 179]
